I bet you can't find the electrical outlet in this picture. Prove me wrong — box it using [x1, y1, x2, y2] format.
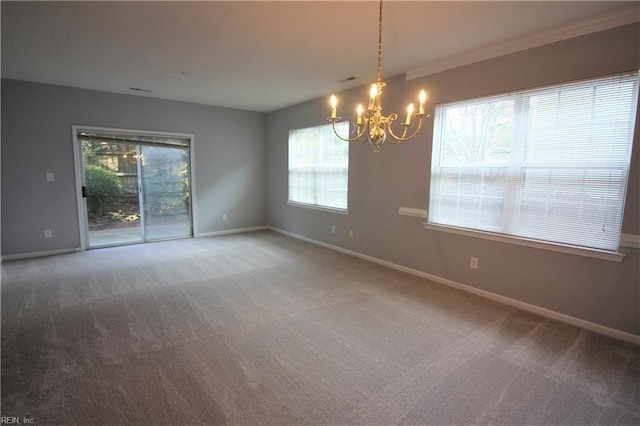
[44, 229, 52, 238]
[470, 257, 478, 269]
[349, 229, 354, 238]
[46, 172, 55, 182]
[331, 225, 336, 234]
[222, 214, 228, 221]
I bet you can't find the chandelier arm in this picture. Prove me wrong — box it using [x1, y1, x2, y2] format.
[329, 119, 368, 142]
[386, 116, 427, 143]
[354, 121, 370, 142]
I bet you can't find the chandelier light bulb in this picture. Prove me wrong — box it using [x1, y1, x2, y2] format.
[368, 84, 377, 110]
[330, 95, 337, 119]
[405, 103, 414, 125]
[419, 90, 427, 114]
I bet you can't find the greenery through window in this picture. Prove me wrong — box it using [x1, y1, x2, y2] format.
[428, 72, 638, 252]
[79, 130, 192, 244]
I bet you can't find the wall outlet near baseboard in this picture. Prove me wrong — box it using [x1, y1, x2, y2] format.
[470, 257, 478, 269]
[222, 214, 228, 221]
[331, 225, 336, 234]
[44, 229, 52, 238]
[349, 229, 354, 238]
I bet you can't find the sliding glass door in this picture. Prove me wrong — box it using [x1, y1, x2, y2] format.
[77, 129, 193, 248]
[140, 145, 191, 240]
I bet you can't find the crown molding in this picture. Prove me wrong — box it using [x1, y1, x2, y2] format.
[406, 4, 640, 81]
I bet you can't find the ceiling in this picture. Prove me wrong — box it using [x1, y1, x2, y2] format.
[2, 1, 638, 113]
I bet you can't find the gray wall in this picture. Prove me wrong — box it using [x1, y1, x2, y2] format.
[1, 80, 267, 255]
[2, 24, 638, 337]
[266, 24, 640, 336]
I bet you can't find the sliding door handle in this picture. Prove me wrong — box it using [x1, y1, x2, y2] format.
[82, 186, 88, 198]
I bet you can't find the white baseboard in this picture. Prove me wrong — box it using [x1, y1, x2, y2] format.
[268, 226, 640, 345]
[1, 247, 81, 262]
[621, 233, 640, 249]
[196, 226, 268, 239]
[1, 227, 270, 262]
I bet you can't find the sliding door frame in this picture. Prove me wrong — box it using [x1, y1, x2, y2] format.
[72, 125, 198, 251]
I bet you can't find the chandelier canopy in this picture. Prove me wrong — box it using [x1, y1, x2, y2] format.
[327, 0, 430, 153]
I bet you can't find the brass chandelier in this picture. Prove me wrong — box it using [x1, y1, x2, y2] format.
[327, 0, 429, 153]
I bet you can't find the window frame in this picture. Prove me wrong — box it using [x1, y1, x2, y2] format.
[287, 121, 350, 214]
[426, 72, 639, 262]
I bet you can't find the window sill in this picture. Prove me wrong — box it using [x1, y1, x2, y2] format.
[423, 223, 625, 262]
[287, 201, 348, 215]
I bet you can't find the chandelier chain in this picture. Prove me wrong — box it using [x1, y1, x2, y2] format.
[377, 0, 383, 83]
[326, 0, 429, 152]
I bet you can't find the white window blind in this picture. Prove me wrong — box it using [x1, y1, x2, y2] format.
[429, 72, 638, 252]
[288, 122, 349, 211]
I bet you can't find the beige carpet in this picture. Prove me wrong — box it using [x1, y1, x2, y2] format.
[1, 230, 638, 424]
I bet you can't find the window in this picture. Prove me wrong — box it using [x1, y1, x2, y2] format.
[428, 72, 638, 252]
[288, 122, 349, 211]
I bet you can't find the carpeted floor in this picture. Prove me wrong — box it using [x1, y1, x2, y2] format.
[1, 230, 638, 425]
